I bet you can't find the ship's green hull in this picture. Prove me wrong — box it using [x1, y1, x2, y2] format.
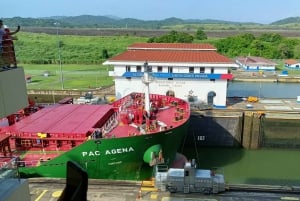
[19, 121, 188, 180]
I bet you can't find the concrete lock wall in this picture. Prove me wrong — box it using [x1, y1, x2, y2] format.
[261, 113, 300, 148]
[239, 111, 300, 149]
[188, 110, 243, 147]
[242, 111, 263, 149]
[189, 110, 300, 149]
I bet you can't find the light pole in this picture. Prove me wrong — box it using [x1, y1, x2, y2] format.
[54, 22, 64, 90]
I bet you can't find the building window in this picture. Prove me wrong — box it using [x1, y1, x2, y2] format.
[168, 67, 173, 73]
[157, 66, 163, 72]
[200, 67, 205, 73]
[185, 170, 189, 176]
[197, 136, 205, 141]
[126, 65, 131, 72]
[136, 66, 142, 72]
[189, 67, 194, 73]
[211, 67, 214, 74]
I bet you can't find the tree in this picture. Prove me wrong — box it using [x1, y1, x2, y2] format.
[214, 33, 255, 57]
[147, 30, 194, 43]
[195, 29, 207, 40]
[259, 33, 282, 43]
[294, 44, 300, 59]
[277, 43, 292, 58]
[102, 49, 109, 59]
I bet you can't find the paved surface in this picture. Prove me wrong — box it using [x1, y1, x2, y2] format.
[28, 178, 300, 201]
[226, 97, 300, 112]
[29, 178, 141, 201]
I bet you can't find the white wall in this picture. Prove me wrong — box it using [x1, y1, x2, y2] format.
[111, 64, 231, 107]
[114, 77, 228, 107]
[241, 64, 275, 71]
[286, 63, 300, 68]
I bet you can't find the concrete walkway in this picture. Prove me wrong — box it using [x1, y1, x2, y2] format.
[226, 97, 300, 112]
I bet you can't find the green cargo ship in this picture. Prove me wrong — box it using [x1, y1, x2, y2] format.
[0, 66, 190, 181]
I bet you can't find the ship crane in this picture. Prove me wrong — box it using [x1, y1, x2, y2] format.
[142, 61, 153, 117]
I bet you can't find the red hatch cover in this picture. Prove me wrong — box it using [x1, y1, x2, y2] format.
[5, 104, 113, 134]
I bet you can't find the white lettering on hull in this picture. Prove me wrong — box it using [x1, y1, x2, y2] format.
[105, 147, 134, 155]
[81, 147, 135, 157]
[82, 151, 100, 157]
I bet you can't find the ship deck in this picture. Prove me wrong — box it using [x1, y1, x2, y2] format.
[104, 104, 189, 139]
[1, 99, 189, 139]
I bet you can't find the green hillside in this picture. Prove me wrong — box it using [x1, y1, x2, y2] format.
[271, 17, 300, 25]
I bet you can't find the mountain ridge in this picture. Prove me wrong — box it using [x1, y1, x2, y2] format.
[2, 15, 299, 29]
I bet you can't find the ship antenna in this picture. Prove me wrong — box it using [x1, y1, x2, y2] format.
[142, 61, 152, 117]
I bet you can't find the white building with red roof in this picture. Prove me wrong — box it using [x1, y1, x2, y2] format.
[236, 56, 277, 71]
[284, 59, 300, 69]
[103, 43, 238, 107]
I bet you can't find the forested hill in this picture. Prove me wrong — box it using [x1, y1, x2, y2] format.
[1, 15, 299, 29]
[271, 17, 300, 25]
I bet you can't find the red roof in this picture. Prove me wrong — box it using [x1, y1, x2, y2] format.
[284, 59, 299, 65]
[128, 43, 217, 50]
[108, 43, 233, 64]
[236, 56, 277, 66]
[6, 104, 113, 134]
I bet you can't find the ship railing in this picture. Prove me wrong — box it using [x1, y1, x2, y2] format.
[0, 159, 50, 168]
[112, 93, 133, 109]
[90, 112, 119, 139]
[156, 120, 168, 131]
[118, 95, 134, 112]
[0, 168, 18, 179]
[0, 157, 18, 169]
[16, 159, 41, 167]
[90, 129, 102, 139]
[0, 157, 20, 179]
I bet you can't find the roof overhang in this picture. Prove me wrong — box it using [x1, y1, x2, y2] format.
[103, 61, 239, 68]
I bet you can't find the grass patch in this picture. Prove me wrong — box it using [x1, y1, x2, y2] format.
[14, 32, 147, 64]
[23, 64, 114, 90]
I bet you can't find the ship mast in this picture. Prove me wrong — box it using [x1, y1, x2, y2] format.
[142, 61, 152, 117]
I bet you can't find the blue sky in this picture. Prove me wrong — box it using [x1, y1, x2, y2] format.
[2, 0, 300, 24]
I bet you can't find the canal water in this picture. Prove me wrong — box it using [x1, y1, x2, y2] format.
[227, 81, 300, 98]
[183, 82, 300, 186]
[183, 147, 300, 186]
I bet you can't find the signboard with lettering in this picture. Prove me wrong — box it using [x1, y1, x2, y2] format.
[122, 72, 233, 80]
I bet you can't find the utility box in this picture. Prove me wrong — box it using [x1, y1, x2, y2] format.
[0, 68, 28, 118]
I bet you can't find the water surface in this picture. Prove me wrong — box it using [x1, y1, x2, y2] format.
[228, 82, 300, 98]
[184, 147, 300, 186]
